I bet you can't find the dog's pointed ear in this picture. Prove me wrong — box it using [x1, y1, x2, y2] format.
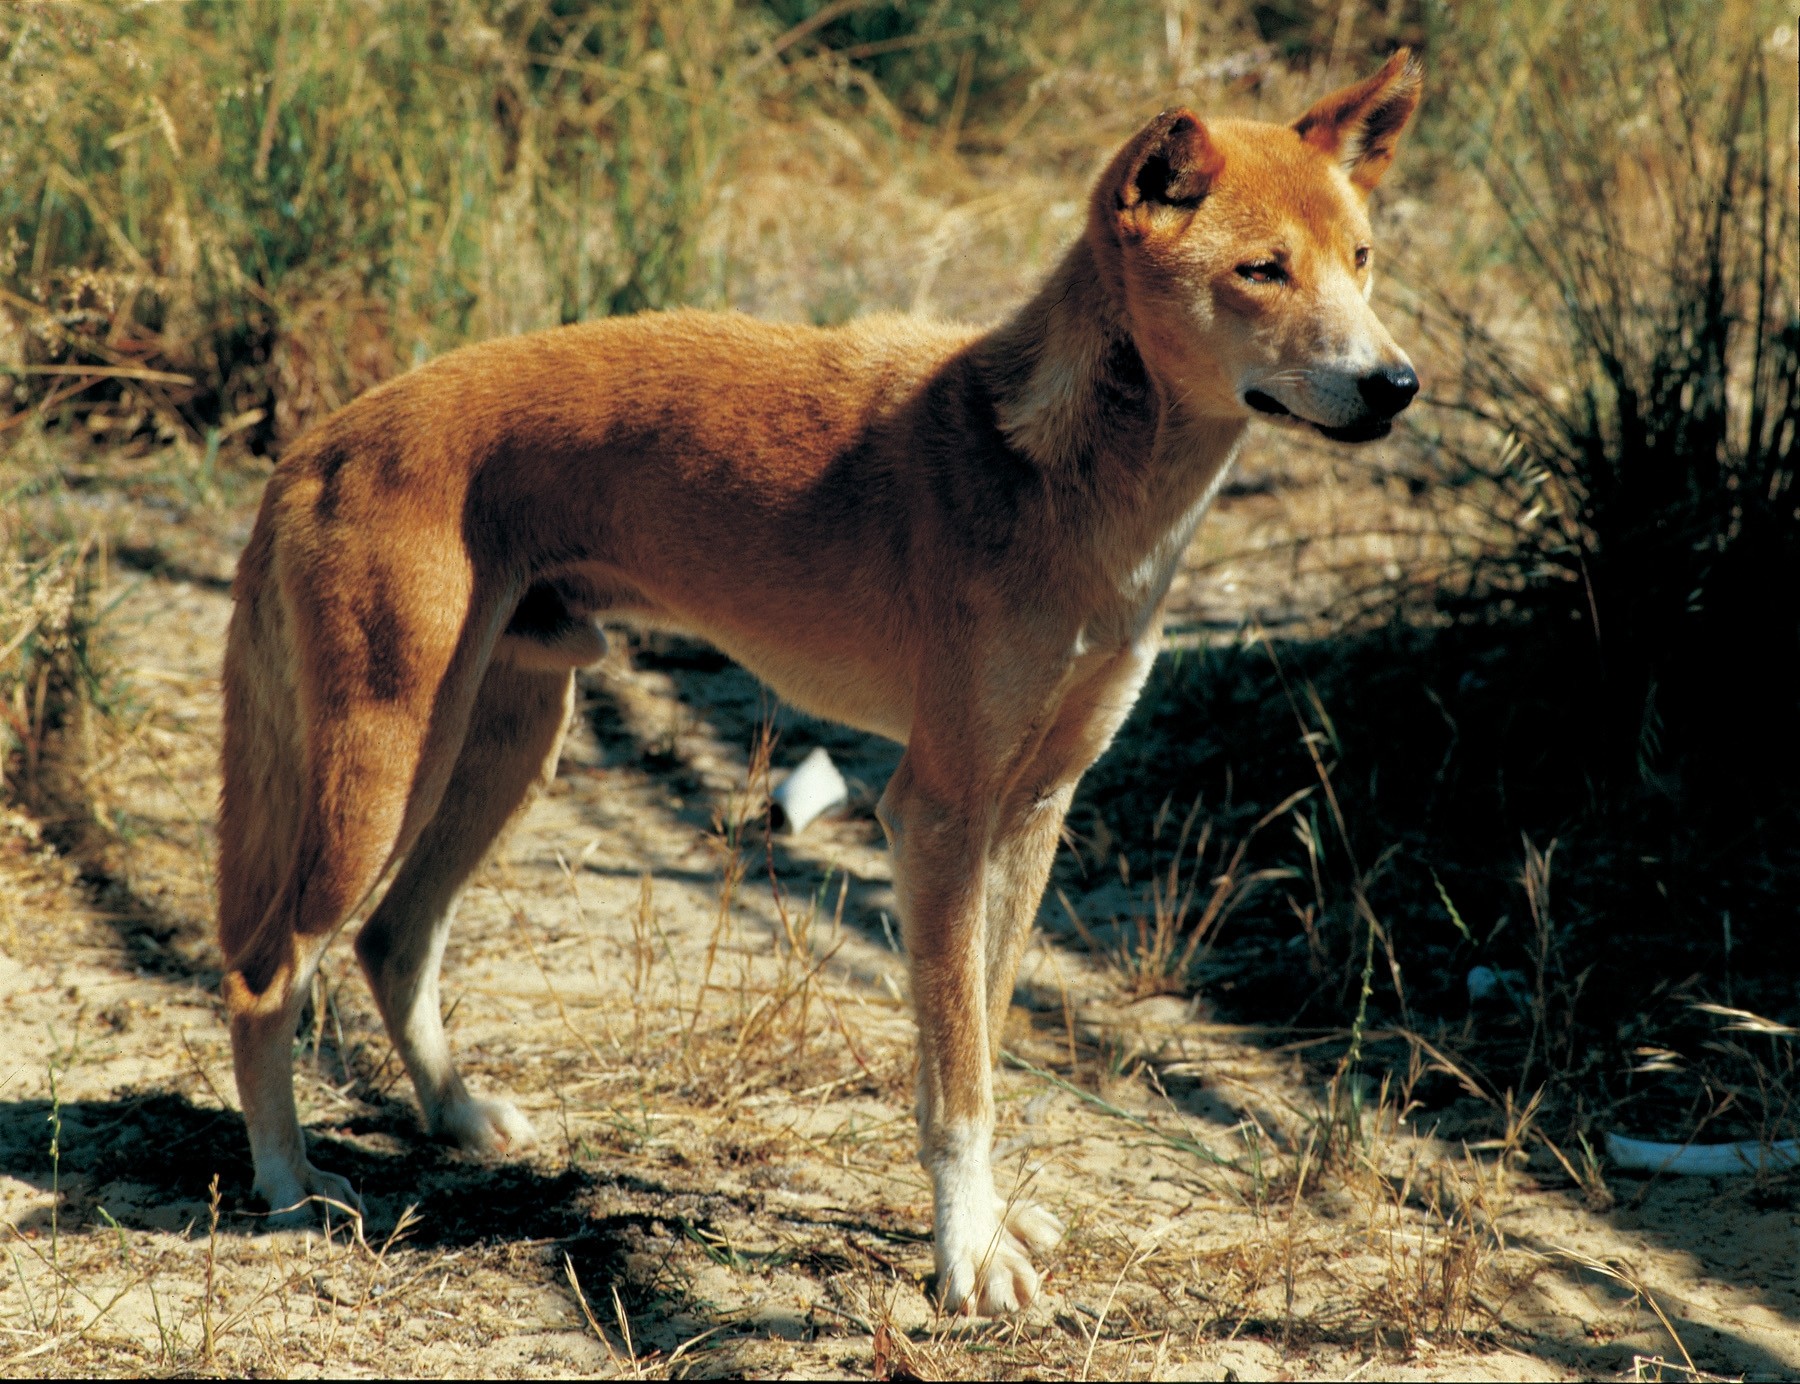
[1292, 48, 1422, 193]
[1113, 109, 1223, 227]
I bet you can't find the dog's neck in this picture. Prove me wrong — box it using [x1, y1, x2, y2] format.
[980, 236, 1247, 533]
[981, 238, 1134, 472]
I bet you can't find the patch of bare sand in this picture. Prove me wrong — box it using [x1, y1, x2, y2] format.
[3, 557, 1797, 1380]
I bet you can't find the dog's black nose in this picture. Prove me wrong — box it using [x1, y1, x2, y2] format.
[1358, 365, 1419, 417]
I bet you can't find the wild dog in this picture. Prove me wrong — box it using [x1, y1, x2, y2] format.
[218, 52, 1422, 1316]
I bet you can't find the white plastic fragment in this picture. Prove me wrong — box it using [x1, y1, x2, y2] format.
[1604, 1131, 1800, 1176]
[769, 747, 848, 835]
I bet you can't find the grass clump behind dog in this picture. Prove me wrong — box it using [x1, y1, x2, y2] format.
[1422, 0, 1798, 799]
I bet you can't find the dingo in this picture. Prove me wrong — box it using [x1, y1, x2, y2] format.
[219, 52, 1421, 1316]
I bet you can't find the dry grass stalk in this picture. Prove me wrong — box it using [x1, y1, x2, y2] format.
[0, 538, 104, 809]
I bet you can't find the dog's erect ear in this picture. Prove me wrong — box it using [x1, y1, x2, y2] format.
[1114, 109, 1224, 224]
[1292, 48, 1422, 193]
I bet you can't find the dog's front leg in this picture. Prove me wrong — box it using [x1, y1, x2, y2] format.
[977, 779, 1076, 1259]
[880, 755, 1041, 1315]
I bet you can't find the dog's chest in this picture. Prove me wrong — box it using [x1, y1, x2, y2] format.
[1076, 425, 1245, 654]
[1077, 489, 1217, 655]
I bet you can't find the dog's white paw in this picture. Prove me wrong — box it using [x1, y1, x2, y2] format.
[928, 1128, 1055, 1315]
[256, 1161, 363, 1227]
[433, 1093, 536, 1156]
[996, 1196, 1064, 1257]
[937, 1221, 1043, 1316]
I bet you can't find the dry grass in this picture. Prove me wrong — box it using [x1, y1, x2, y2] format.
[0, 543, 96, 806]
[0, 454, 126, 889]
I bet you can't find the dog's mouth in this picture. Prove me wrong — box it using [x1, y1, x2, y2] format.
[1315, 417, 1393, 443]
[1243, 390, 1392, 445]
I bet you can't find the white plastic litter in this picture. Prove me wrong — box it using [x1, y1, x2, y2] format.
[769, 747, 848, 835]
[1604, 1131, 1800, 1176]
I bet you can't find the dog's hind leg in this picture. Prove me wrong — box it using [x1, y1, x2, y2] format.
[220, 541, 490, 1224]
[225, 932, 358, 1222]
[218, 539, 365, 1223]
[224, 708, 474, 1222]
[354, 659, 575, 1155]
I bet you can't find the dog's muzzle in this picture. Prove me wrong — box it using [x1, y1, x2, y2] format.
[1244, 363, 1418, 443]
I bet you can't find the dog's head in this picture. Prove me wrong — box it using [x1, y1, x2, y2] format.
[1094, 51, 1423, 441]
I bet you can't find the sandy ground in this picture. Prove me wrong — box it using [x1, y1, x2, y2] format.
[2, 474, 1799, 1380]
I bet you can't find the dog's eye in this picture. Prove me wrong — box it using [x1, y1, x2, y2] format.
[1237, 261, 1286, 284]
[1354, 245, 1370, 269]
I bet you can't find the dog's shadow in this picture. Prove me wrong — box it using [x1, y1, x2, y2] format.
[1, 1091, 586, 1239]
[0, 1088, 899, 1338]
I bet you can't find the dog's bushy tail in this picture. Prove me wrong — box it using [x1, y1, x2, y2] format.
[216, 494, 307, 971]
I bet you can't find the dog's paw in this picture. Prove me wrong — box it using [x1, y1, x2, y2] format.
[937, 1225, 1042, 1316]
[256, 1161, 363, 1228]
[996, 1196, 1064, 1257]
[434, 1093, 536, 1156]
